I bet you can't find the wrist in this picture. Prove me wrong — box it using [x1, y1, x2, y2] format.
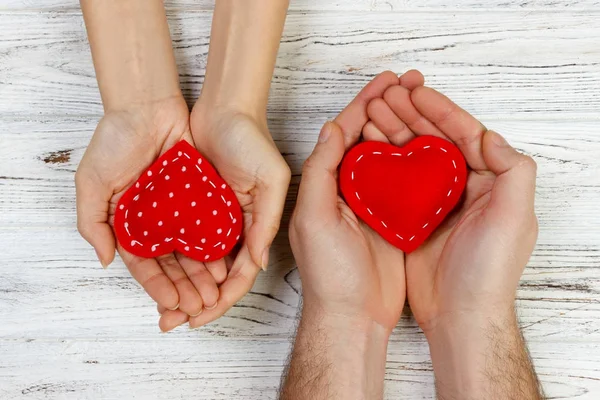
[287, 302, 390, 398]
[301, 301, 392, 343]
[194, 91, 267, 126]
[100, 95, 189, 140]
[426, 309, 521, 395]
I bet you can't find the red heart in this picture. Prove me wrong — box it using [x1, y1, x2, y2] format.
[114, 140, 243, 261]
[339, 136, 467, 253]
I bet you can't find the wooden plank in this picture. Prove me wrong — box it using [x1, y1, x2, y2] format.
[2, 117, 599, 235]
[2, 0, 600, 11]
[0, 339, 598, 399]
[1, 12, 599, 118]
[0, 225, 598, 341]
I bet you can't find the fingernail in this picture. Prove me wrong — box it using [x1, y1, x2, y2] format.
[261, 247, 270, 271]
[167, 303, 179, 311]
[191, 309, 203, 317]
[318, 122, 332, 143]
[490, 130, 509, 147]
[205, 301, 218, 310]
[96, 250, 108, 269]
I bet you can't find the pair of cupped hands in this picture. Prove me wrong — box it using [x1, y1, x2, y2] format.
[77, 70, 538, 335]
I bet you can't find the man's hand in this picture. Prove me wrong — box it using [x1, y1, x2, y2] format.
[280, 71, 423, 400]
[367, 81, 543, 398]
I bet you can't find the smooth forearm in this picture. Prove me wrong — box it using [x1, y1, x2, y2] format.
[199, 0, 289, 119]
[81, 0, 182, 111]
[426, 311, 543, 399]
[280, 304, 389, 400]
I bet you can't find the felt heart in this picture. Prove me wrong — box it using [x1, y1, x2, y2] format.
[339, 136, 467, 253]
[114, 140, 243, 261]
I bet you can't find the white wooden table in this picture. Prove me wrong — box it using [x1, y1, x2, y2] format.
[1, 1, 599, 398]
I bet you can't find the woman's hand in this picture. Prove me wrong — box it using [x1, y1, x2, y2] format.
[76, 97, 227, 324]
[155, 104, 290, 330]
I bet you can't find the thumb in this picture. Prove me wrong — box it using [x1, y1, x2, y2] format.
[75, 169, 116, 268]
[295, 121, 346, 218]
[482, 130, 537, 215]
[246, 156, 291, 271]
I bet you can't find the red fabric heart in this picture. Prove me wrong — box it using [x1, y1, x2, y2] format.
[114, 140, 243, 261]
[339, 136, 467, 253]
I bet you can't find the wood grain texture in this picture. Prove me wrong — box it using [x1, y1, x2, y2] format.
[1, 2, 600, 399]
[2, 0, 600, 11]
[1, 339, 599, 399]
[1, 11, 599, 118]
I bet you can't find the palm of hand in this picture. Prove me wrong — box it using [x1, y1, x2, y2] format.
[340, 202, 406, 331]
[364, 82, 537, 333]
[77, 97, 226, 319]
[291, 71, 429, 332]
[183, 107, 291, 329]
[406, 170, 497, 329]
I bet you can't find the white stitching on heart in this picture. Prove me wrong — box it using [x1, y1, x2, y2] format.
[120, 149, 240, 260]
[349, 144, 459, 245]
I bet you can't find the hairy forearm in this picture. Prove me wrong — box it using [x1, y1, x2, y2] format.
[199, 0, 289, 119]
[427, 311, 543, 400]
[280, 304, 389, 400]
[80, 0, 182, 111]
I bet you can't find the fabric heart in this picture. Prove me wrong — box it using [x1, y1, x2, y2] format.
[114, 140, 243, 261]
[339, 136, 467, 253]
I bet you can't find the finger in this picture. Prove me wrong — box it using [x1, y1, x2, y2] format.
[205, 258, 228, 285]
[157, 304, 167, 315]
[189, 246, 261, 329]
[176, 253, 220, 310]
[247, 156, 291, 271]
[296, 122, 346, 218]
[383, 85, 446, 139]
[157, 254, 204, 316]
[362, 121, 390, 143]
[118, 246, 180, 311]
[158, 309, 189, 332]
[399, 69, 425, 90]
[75, 168, 116, 268]
[334, 70, 399, 149]
[411, 86, 487, 171]
[482, 130, 537, 215]
[366, 98, 416, 146]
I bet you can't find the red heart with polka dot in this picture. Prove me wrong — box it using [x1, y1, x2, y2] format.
[114, 140, 243, 261]
[339, 136, 467, 253]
